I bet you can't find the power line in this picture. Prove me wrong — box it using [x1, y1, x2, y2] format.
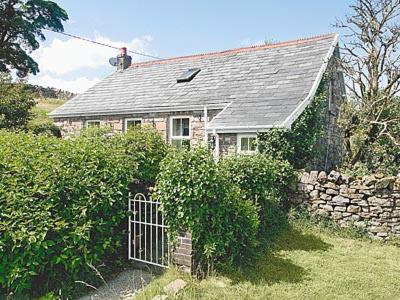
[44, 28, 164, 60]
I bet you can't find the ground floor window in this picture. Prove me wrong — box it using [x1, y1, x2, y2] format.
[237, 134, 257, 154]
[85, 120, 101, 128]
[124, 118, 142, 131]
[170, 117, 190, 148]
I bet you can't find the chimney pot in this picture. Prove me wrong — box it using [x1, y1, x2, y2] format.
[116, 47, 132, 71]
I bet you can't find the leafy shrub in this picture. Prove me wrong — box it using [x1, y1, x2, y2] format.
[155, 147, 259, 270]
[0, 127, 166, 296]
[123, 126, 168, 183]
[219, 154, 295, 233]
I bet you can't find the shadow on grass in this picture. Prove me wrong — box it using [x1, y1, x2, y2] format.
[223, 226, 333, 286]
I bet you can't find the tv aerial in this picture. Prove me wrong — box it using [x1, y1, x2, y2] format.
[109, 57, 118, 67]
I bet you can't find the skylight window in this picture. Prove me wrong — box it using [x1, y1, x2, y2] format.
[177, 68, 201, 83]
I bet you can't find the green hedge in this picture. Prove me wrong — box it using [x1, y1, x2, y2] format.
[219, 154, 295, 233]
[0, 126, 166, 296]
[155, 147, 260, 270]
[155, 147, 295, 271]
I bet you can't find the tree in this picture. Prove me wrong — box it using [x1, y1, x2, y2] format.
[0, 73, 35, 129]
[336, 0, 400, 172]
[0, 0, 68, 77]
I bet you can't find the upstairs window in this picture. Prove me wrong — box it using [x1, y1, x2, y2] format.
[238, 134, 257, 154]
[86, 120, 101, 128]
[124, 118, 142, 131]
[170, 117, 190, 148]
[177, 68, 201, 83]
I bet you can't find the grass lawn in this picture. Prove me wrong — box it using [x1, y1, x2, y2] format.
[135, 221, 400, 300]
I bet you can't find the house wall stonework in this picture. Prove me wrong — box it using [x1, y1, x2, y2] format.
[54, 110, 221, 147]
[293, 170, 400, 240]
[310, 52, 346, 171]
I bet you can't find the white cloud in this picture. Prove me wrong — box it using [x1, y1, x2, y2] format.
[32, 34, 154, 75]
[30, 74, 100, 94]
[29, 34, 156, 93]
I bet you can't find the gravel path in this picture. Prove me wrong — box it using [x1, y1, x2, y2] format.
[78, 268, 152, 300]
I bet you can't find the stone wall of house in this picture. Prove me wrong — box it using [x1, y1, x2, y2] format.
[53, 109, 220, 147]
[310, 50, 346, 171]
[293, 170, 400, 239]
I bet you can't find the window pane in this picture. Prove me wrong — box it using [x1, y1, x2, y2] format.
[182, 118, 189, 136]
[127, 120, 141, 130]
[87, 121, 100, 128]
[241, 137, 249, 151]
[172, 118, 190, 137]
[172, 119, 182, 136]
[249, 138, 256, 151]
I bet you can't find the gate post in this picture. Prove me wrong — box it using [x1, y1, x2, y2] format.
[171, 231, 193, 274]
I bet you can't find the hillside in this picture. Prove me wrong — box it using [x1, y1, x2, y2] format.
[28, 98, 66, 136]
[26, 84, 75, 100]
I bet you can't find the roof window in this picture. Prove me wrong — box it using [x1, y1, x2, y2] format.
[177, 68, 201, 83]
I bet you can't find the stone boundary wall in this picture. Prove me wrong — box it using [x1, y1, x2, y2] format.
[293, 170, 400, 239]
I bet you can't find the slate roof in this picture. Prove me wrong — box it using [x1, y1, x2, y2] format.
[50, 34, 339, 132]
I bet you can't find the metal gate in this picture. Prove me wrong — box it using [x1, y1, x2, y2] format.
[128, 192, 169, 268]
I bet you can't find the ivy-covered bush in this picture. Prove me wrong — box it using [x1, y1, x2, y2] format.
[257, 81, 327, 169]
[122, 126, 168, 182]
[219, 154, 295, 233]
[0, 126, 166, 296]
[155, 147, 259, 270]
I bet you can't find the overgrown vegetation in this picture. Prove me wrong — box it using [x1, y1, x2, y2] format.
[336, 0, 400, 175]
[257, 80, 327, 169]
[155, 147, 295, 273]
[219, 154, 295, 233]
[0, 126, 166, 298]
[156, 147, 260, 272]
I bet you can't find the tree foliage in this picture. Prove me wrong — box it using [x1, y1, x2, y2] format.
[0, 73, 35, 129]
[336, 0, 400, 173]
[0, 0, 68, 77]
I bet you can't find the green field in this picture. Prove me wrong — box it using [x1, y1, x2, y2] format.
[28, 98, 65, 129]
[136, 221, 400, 300]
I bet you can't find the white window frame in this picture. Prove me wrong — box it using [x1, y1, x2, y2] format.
[124, 118, 142, 132]
[85, 120, 101, 128]
[237, 133, 258, 154]
[169, 116, 192, 146]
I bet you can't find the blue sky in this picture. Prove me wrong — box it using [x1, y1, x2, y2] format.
[29, 0, 353, 93]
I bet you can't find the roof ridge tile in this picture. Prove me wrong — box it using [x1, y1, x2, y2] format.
[130, 33, 337, 68]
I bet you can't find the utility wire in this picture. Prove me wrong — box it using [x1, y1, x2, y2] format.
[44, 28, 164, 60]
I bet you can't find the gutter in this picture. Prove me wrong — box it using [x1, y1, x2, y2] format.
[49, 103, 229, 119]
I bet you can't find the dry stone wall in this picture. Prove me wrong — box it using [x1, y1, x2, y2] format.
[293, 170, 400, 239]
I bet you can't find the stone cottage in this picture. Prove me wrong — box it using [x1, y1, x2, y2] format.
[50, 34, 345, 168]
